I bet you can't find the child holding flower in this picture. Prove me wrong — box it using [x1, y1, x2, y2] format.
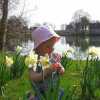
[28, 25, 64, 100]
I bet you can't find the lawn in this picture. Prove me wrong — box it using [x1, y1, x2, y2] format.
[0, 61, 84, 100]
[0, 60, 100, 100]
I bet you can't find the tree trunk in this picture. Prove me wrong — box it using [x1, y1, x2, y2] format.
[0, 0, 8, 51]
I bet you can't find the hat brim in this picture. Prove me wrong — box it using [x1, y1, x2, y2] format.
[34, 35, 60, 49]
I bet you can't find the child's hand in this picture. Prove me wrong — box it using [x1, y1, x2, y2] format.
[51, 62, 65, 75]
[50, 53, 65, 75]
[58, 67, 65, 75]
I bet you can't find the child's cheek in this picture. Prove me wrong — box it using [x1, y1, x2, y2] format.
[46, 48, 52, 54]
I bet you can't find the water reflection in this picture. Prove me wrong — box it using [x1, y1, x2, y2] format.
[53, 36, 69, 54]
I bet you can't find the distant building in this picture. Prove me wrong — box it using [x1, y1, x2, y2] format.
[56, 22, 100, 46]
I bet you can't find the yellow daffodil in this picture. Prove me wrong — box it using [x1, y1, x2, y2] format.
[88, 47, 99, 57]
[5, 56, 13, 67]
[62, 47, 74, 57]
[67, 47, 75, 54]
[25, 51, 38, 68]
[40, 54, 50, 69]
[97, 48, 100, 57]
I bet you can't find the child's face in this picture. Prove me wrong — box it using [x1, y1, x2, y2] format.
[35, 37, 57, 56]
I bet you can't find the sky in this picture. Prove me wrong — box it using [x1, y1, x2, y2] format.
[13, 0, 100, 29]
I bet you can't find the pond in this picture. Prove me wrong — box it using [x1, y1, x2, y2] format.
[20, 36, 100, 60]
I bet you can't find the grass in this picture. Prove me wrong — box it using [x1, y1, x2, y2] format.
[0, 69, 32, 100]
[0, 60, 100, 100]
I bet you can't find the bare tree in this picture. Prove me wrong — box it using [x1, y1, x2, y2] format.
[0, 0, 3, 18]
[0, 0, 19, 51]
[0, 0, 8, 51]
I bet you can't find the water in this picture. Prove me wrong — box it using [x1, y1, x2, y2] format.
[20, 37, 77, 59]
[20, 37, 100, 60]
[20, 37, 68, 56]
[53, 36, 69, 54]
[20, 40, 34, 56]
[53, 37, 88, 60]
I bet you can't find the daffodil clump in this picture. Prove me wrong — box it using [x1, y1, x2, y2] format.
[25, 51, 51, 71]
[25, 50, 66, 76]
[0, 54, 14, 96]
[61, 47, 74, 70]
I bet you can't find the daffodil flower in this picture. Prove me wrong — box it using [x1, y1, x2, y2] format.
[5, 56, 13, 67]
[88, 47, 99, 57]
[25, 51, 38, 68]
[16, 45, 22, 53]
[67, 47, 75, 54]
[62, 47, 74, 57]
[40, 54, 50, 69]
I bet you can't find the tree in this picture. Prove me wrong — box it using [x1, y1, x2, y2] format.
[0, 0, 19, 51]
[6, 16, 28, 51]
[0, 0, 8, 51]
[7, 16, 27, 33]
[0, 0, 3, 18]
[72, 9, 90, 23]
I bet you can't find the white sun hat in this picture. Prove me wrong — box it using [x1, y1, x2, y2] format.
[32, 25, 60, 49]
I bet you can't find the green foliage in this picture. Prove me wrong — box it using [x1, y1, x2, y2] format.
[11, 52, 26, 79]
[1, 52, 100, 99]
[0, 52, 11, 96]
[80, 57, 100, 100]
[61, 53, 72, 70]
[30, 72, 61, 100]
[0, 51, 26, 96]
